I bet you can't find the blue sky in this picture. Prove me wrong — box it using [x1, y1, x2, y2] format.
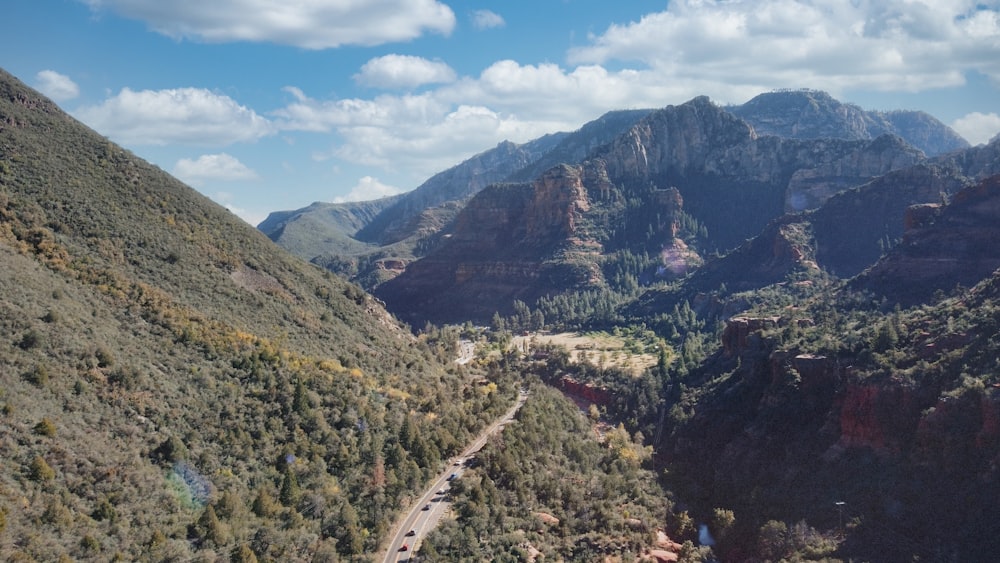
[4, 1, 1000, 226]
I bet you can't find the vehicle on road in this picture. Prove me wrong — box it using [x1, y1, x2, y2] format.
[422, 504, 431, 511]
[447, 473, 457, 481]
[399, 544, 408, 551]
[405, 529, 415, 536]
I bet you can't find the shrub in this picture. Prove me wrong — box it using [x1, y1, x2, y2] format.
[95, 345, 116, 368]
[18, 329, 42, 350]
[33, 417, 56, 437]
[23, 364, 48, 387]
[28, 456, 55, 481]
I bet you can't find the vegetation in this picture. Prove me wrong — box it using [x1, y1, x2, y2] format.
[422, 382, 674, 561]
[0, 68, 515, 561]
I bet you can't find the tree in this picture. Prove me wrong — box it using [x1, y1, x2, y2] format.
[193, 504, 228, 546]
[279, 466, 301, 507]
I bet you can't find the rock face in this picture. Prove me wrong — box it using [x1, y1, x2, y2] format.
[731, 89, 969, 157]
[664, 295, 1000, 561]
[854, 174, 1000, 305]
[377, 96, 936, 326]
[260, 110, 650, 288]
[375, 165, 601, 325]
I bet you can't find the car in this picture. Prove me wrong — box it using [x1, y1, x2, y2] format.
[447, 473, 457, 481]
[422, 504, 431, 511]
[399, 544, 408, 551]
[405, 529, 415, 537]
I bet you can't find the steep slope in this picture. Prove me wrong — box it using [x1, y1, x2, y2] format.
[0, 68, 511, 562]
[375, 165, 602, 326]
[731, 89, 969, 156]
[256, 197, 396, 258]
[658, 255, 1000, 562]
[260, 110, 651, 289]
[380, 96, 927, 326]
[854, 173, 1000, 305]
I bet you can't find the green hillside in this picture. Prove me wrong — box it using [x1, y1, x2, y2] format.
[0, 68, 514, 561]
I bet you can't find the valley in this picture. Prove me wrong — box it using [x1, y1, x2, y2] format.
[3, 64, 1000, 562]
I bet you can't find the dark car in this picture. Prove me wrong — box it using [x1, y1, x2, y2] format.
[422, 504, 431, 511]
[399, 544, 408, 551]
[447, 473, 457, 481]
[406, 529, 415, 536]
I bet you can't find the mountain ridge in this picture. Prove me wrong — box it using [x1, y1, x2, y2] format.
[0, 67, 512, 561]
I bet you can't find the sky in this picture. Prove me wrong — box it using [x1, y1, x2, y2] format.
[4, 1, 1000, 227]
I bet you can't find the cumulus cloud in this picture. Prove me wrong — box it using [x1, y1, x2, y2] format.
[952, 112, 1000, 145]
[269, 2, 1000, 190]
[79, 0, 455, 48]
[35, 70, 79, 102]
[333, 176, 404, 203]
[172, 153, 258, 186]
[471, 9, 505, 30]
[275, 85, 571, 181]
[74, 87, 273, 146]
[354, 54, 457, 89]
[568, 0, 1000, 97]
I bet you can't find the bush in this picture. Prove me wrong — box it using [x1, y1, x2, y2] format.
[23, 364, 48, 387]
[18, 329, 42, 350]
[33, 417, 56, 437]
[28, 456, 55, 481]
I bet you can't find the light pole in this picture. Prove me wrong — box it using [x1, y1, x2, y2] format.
[835, 501, 846, 537]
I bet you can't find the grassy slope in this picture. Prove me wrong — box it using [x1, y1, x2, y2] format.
[0, 68, 512, 561]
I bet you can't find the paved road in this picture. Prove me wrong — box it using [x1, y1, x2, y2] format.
[381, 390, 528, 563]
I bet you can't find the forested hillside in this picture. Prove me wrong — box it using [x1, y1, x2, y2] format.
[0, 68, 515, 561]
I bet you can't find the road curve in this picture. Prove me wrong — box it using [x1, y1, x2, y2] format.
[381, 390, 528, 563]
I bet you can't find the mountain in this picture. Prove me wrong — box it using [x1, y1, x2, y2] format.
[651, 175, 1000, 559]
[256, 196, 398, 258]
[731, 89, 969, 156]
[377, 95, 931, 326]
[0, 68, 512, 561]
[854, 173, 1000, 305]
[258, 109, 652, 287]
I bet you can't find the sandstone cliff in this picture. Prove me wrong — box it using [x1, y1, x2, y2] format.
[854, 174, 1000, 305]
[662, 290, 1000, 560]
[374, 165, 602, 325]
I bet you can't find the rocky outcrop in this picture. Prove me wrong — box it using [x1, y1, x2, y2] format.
[559, 376, 612, 406]
[374, 166, 601, 326]
[854, 174, 1000, 305]
[721, 316, 782, 356]
[732, 89, 969, 157]
[809, 164, 970, 277]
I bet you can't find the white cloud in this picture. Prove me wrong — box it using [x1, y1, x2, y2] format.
[568, 0, 1000, 97]
[952, 112, 1000, 145]
[354, 54, 457, 89]
[471, 9, 505, 30]
[333, 176, 404, 203]
[172, 153, 258, 186]
[269, 1, 999, 194]
[80, 0, 455, 48]
[35, 70, 79, 102]
[74, 87, 273, 146]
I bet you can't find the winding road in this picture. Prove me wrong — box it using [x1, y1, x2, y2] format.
[381, 389, 528, 562]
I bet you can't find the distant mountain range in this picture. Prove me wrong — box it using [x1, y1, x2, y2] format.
[366, 93, 994, 327]
[260, 89, 973, 322]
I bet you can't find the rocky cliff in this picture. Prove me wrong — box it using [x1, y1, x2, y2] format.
[854, 174, 1000, 305]
[731, 89, 969, 157]
[374, 165, 602, 325]
[663, 292, 1000, 560]
[379, 96, 935, 325]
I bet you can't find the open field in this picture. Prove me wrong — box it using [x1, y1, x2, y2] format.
[512, 331, 662, 375]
